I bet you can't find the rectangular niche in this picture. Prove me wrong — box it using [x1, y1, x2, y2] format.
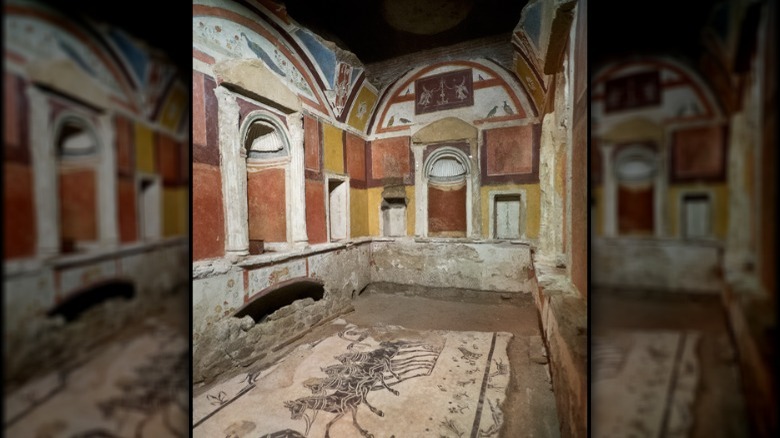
[138, 174, 161, 240]
[493, 194, 522, 239]
[327, 178, 348, 242]
[381, 198, 407, 237]
[682, 193, 711, 239]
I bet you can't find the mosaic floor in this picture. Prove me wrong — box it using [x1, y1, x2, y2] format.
[4, 317, 188, 438]
[592, 330, 700, 438]
[193, 320, 512, 438]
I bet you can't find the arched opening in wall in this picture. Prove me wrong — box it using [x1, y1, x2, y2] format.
[55, 117, 99, 253]
[47, 280, 135, 323]
[233, 279, 324, 323]
[426, 151, 469, 237]
[243, 115, 290, 246]
[615, 143, 657, 235]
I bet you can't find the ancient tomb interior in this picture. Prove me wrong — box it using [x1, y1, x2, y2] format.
[192, 0, 587, 437]
[3, 0, 190, 435]
[590, 0, 777, 436]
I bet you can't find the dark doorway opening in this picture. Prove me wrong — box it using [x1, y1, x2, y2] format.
[47, 280, 135, 322]
[234, 279, 325, 323]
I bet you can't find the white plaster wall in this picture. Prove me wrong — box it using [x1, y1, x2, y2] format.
[192, 270, 245, 342]
[192, 241, 372, 342]
[3, 269, 56, 347]
[308, 243, 371, 297]
[247, 259, 308, 298]
[370, 240, 533, 292]
[592, 237, 722, 293]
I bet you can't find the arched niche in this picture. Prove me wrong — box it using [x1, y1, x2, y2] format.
[598, 117, 666, 237]
[54, 115, 100, 252]
[411, 118, 480, 238]
[240, 111, 293, 246]
[214, 61, 308, 256]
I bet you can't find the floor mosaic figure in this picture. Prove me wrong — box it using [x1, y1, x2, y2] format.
[592, 331, 700, 438]
[193, 321, 513, 437]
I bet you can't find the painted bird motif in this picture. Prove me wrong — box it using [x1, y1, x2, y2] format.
[503, 100, 514, 115]
[486, 105, 498, 118]
[240, 32, 264, 58]
[399, 117, 412, 124]
[388, 115, 395, 127]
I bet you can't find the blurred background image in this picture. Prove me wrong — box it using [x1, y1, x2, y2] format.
[3, 0, 190, 436]
[591, 0, 777, 437]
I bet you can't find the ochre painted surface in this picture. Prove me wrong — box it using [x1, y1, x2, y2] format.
[3, 163, 36, 259]
[159, 85, 187, 131]
[162, 187, 188, 237]
[321, 123, 344, 174]
[157, 134, 180, 186]
[618, 185, 654, 235]
[304, 115, 321, 172]
[428, 184, 467, 235]
[247, 168, 287, 242]
[667, 183, 728, 239]
[134, 123, 155, 174]
[117, 177, 137, 243]
[346, 84, 378, 132]
[367, 187, 383, 236]
[60, 168, 97, 242]
[193, 71, 207, 148]
[305, 179, 327, 243]
[115, 115, 134, 176]
[485, 125, 534, 176]
[370, 136, 410, 180]
[345, 132, 366, 182]
[480, 183, 541, 239]
[349, 188, 368, 237]
[515, 56, 545, 113]
[193, 163, 225, 260]
[405, 185, 416, 237]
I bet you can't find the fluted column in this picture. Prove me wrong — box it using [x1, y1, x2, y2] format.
[286, 111, 308, 245]
[412, 146, 426, 237]
[97, 112, 119, 248]
[216, 86, 249, 256]
[26, 86, 59, 257]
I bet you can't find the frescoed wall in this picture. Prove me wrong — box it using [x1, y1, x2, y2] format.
[591, 57, 727, 241]
[3, 0, 189, 385]
[192, 6, 587, 428]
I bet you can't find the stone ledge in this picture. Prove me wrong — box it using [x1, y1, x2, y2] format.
[722, 282, 778, 436]
[532, 259, 587, 438]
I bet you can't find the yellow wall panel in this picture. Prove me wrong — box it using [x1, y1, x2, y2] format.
[350, 188, 369, 238]
[366, 187, 383, 236]
[405, 185, 415, 237]
[162, 187, 188, 237]
[322, 123, 344, 174]
[667, 183, 728, 239]
[135, 123, 155, 173]
[159, 85, 187, 131]
[346, 85, 378, 133]
[480, 183, 541, 239]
